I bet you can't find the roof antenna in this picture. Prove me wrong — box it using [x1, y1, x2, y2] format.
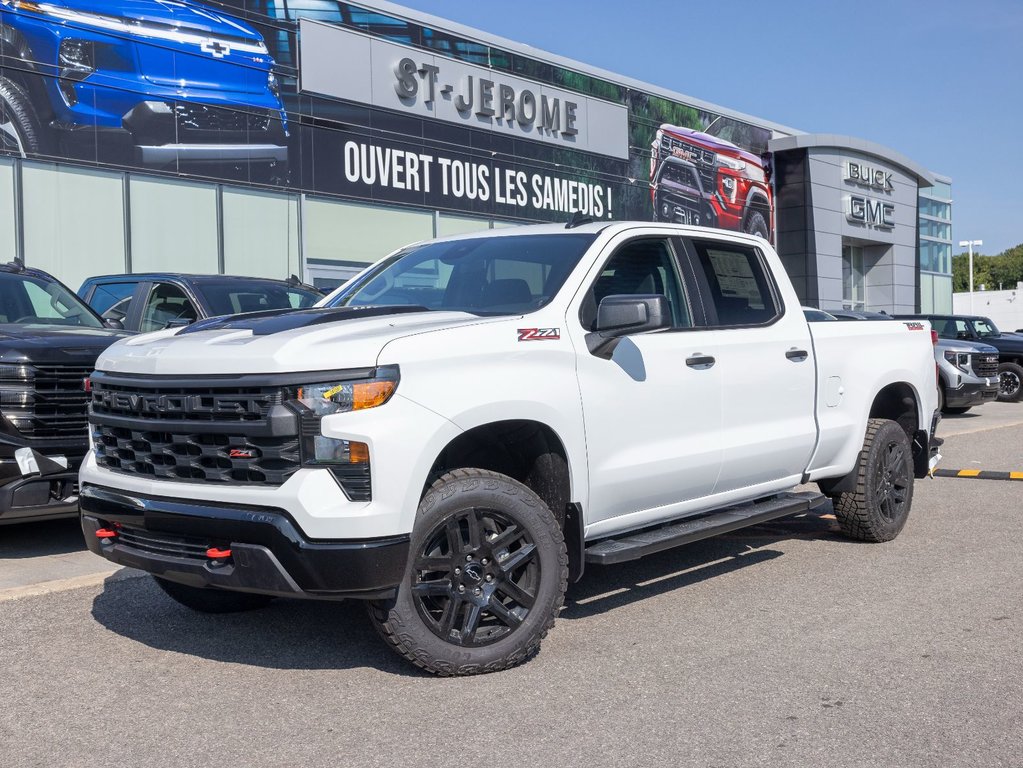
[565, 210, 593, 229]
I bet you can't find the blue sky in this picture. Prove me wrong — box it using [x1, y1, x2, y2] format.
[395, 0, 1022, 256]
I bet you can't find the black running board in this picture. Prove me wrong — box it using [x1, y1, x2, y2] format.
[584, 490, 827, 565]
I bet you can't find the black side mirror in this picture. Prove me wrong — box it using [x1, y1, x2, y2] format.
[587, 294, 672, 359]
[103, 317, 125, 330]
[165, 317, 194, 329]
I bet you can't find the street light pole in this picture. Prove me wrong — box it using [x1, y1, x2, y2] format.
[959, 239, 983, 314]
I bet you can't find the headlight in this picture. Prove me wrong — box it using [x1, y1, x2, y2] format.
[286, 366, 399, 417]
[943, 351, 970, 371]
[715, 154, 746, 171]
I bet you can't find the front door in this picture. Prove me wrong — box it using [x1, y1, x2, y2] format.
[571, 232, 724, 530]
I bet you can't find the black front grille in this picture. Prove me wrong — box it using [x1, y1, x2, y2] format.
[972, 354, 999, 378]
[115, 526, 211, 561]
[93, 425, 300, 484]
[0, 363, 92, 438]
[90, 377, 301, 486]
[91, 382, 282, 422]
[659, 135, 716, 191]
[174, 104, 272, 133]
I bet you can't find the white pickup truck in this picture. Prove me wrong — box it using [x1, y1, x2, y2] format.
[81, 222, 941, 676]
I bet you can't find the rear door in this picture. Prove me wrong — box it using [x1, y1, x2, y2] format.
[680, 236, 817, 494]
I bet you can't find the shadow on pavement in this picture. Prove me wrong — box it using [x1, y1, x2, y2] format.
[563, 509, 842, 619]
[91, 573, 424, 675]
[0, 518, 87, 559]
[89, 510, 842, 673]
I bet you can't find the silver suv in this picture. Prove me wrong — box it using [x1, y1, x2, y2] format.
[935, 337, 1000, 413]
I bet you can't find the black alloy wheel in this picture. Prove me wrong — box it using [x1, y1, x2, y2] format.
[872, 437, 910, 525]
[412, 507, 540, 647]
[998, 363, 1023, 402]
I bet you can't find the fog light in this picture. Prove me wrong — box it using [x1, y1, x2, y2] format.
[59, 39, 95, 77]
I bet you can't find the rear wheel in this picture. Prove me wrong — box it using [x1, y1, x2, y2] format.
[997, 362, 1023, 402]
[368, 468, 567, 676]
[833, 418, 914, 542]
[153, 576, 275, 614]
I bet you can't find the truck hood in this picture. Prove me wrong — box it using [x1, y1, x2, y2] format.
[47, 0, 265, 43]
[659, 124, 763, 167]
[96, 307, 500, 375]
[0, 324, 128, 365]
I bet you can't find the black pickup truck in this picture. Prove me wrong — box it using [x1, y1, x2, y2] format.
[78, 273, 321, 332]
[0, 261, 127, 525]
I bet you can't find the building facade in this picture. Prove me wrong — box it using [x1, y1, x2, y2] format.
[0, 0, 950, 307]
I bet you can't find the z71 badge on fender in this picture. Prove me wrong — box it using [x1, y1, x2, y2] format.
[518, 328, 561, 341]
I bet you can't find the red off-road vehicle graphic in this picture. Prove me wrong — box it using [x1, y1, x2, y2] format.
[650, 121, 773, 240]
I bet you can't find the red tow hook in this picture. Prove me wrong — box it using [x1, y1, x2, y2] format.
[206, 547, 232, 560]
[95, 528, 118, 540]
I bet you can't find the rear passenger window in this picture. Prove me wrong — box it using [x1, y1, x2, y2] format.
[689, 240, 779, 327]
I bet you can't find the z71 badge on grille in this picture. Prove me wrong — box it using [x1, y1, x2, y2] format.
[517, 328, 560, 341]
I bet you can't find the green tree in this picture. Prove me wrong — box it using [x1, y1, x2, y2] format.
[952, 244, 1023, 292]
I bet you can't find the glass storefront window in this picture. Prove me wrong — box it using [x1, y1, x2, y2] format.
[437, 214, 491, 237]
[21, 162, 126, 290]
[918, 217, 951, 240]
[842, 244, 865, 310]
[222, 187, 300, 279]
[130, 176, 219, 274]
[0, 158, 14, 262]
[303, 197, 433, 266]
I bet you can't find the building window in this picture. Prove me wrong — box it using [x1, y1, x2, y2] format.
[22, 161, 126, 290]
[0, 158, 14, 261]
[222, 186, 300, 279]
[842, 244, 865, 310]
[130, 176, 219, 274]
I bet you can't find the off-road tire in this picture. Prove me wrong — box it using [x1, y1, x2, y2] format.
[0, 76, 47, 156]
[742, 207, 770, 239]
[368, 468, 568, 676]
[833, 418, 914, 542]
[997, 362, 1023, 402]
[153, 576, 275, 613]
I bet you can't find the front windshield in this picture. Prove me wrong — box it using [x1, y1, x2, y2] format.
[327, 233, 598, 315]
[194, 280, 320, 316]
[974, 318, 1000, 338]
[0, 272, 102, 328]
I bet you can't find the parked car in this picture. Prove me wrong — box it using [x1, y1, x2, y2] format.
[933, 337, 1000, 413]
[0, 0, 288, 180]
[0, 260, 127, 525]
[78, 273, 321, 332]
[81, 222, 940, 675]
[828, 309, 894, 321]
[895, 314, 1023, 402]
[802, 307, 837, 322]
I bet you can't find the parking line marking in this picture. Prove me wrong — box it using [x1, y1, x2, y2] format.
[932, 469, 1023, 481]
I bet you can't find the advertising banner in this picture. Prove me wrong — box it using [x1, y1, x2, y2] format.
[0, 0, 775, 236]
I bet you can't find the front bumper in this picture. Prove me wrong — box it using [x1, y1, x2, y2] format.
[80, 484, 409, 600]
[944, 380, 999, 408]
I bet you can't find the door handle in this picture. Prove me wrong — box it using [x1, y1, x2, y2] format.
[786, 348, 809, 362]
[686, 353, 716, 369]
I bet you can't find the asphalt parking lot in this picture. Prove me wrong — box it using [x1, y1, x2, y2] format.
[1, 403, 1022, 767]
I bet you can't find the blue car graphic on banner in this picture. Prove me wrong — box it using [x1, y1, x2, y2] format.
[0, 0, 288, 180]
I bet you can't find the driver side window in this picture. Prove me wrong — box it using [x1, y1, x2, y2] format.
[140, 283, 199, 332]
[582, 238, 691, 330]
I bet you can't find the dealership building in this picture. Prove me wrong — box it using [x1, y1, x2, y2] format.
[0, 0, 952, 312]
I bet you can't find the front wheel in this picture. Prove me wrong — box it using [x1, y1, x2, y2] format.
[368, 469, 567, 676]
[742, 206, 770, 239]
[997, 362, 1023, 402]
[0, 76, 47, 156]
[833, 418, 914, 542]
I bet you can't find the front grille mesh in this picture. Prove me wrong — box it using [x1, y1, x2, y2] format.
[972, 354, 999, 378]
[0, 364, 92, 438]
[174, 104, 272, 133]
[116, 526, 210, 561]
